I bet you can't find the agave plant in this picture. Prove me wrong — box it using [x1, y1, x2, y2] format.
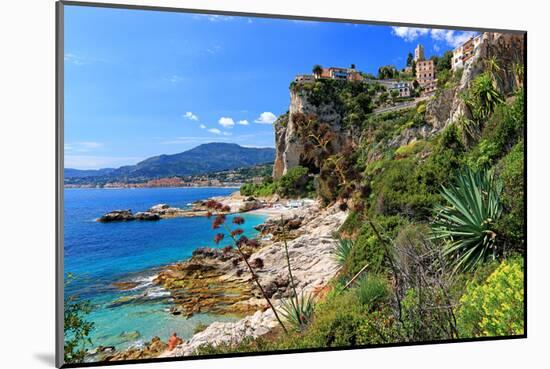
[279, 291, 315, 332]
[431, 167, 503, 272]
[334, 238, 354, 266]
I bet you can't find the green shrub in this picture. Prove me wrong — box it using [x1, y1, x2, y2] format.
[368, 158, 439, 219]
[300, 292, 365, 347]
[466, 90, 524, 169]
[345, 215, 405, 276]
[457, 257, 524, 337]
[494, 140, 525, 252]
[354, 274, 390, 311]
[240, 180, 278, 197]
[278, 166, 312, 198]
[338, 211, 361, 236]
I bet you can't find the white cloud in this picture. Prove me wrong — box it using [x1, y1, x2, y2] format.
[433, 44, 441, 52]
[391, 27, 429, 42]
[222, 131, 232, 136]
[183, 111, 199, 121]
[430, 29, 478, 47]
[208, 128, 222, 135]
[254, 112, 277, 124]
[168, 75, 184, 84]
[206, 45, 221, 54]
[237, 119, 249, 126]
[193, 14, 233, 22]
[218, 117, 235, 128]
[199, 124, 206, 129]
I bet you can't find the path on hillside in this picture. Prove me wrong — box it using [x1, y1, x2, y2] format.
[373, 96, 431, 114]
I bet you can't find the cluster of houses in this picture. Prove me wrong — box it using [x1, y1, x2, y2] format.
[294, 33, 485, 101]
[451, 33, 483, 71]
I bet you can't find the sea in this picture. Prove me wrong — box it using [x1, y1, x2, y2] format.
[63, 187, 267, 351]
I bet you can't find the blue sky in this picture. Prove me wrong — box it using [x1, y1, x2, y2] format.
[64, 5, 477, 169]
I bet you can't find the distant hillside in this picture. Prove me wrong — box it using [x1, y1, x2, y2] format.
[65, 143, 275, 181]
[64, 168, 116, 178]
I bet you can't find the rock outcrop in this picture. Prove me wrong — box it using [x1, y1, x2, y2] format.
[424, 32, 525, 135]
[273, 88, 350, 178]
[104, 336, 167, 362]
[97, 210, 160, 222]
[160, 202, 348, 357]
[388, 32, 524, 149]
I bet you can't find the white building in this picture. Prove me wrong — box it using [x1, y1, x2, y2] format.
[391, 81, 411, 97]
[452, 34, 483, 71]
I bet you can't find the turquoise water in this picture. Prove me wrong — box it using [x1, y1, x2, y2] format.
[64, 187, 266, 350]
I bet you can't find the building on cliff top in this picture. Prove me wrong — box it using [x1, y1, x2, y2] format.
[295, 66, 363, 83]
[415, 59, 437, 95]
[452, 34, 483, 71]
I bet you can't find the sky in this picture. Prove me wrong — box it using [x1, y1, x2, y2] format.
[64, 5, 477, 169]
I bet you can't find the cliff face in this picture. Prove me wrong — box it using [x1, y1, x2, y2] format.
[425, 32, 525, 132]
[273, 32, 525, 175]
[273, 88, 349, 178]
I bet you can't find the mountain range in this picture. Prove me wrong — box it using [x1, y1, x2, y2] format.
[64, 143, 275, 181]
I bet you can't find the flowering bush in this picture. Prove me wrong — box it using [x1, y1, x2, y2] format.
[457, 257, 524, 337]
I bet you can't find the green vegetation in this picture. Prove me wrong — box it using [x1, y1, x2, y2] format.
[240, 166, 314, 198]
[64, 274, 95, 365]
[334, 238, 354, 267]
[432, 167, 503, 272]
[495, 141, 524, 251]
[355, 274, 390, 310]
[214, 52, 524, 355]
[280, 292, 316, 332]
[457, 257, 524, 337]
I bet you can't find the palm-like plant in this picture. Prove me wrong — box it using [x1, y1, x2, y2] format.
[312, 64, 323, 78]
[279, 291, 315, 332]
[462, 72, 504, 123]
[431, 167, 503, 272]
[484, 56, 502, 88]
[334, 238, 354, 266]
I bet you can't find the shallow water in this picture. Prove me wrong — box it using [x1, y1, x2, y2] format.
[64, 187, 266, 350]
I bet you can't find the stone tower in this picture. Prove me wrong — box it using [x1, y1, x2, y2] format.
[414, 44, 425, 62]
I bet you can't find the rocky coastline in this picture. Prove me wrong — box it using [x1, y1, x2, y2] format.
[97, 192, 266, 222]
[100, 198, 347, 361]
[159, 201, 347, 358]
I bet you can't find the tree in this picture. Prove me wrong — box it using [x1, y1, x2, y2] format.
[64, 274, 95, 364]
[312, 64, 323, 78]
[390, 89, 400, 103]
[378, 65, 398, 79]
[406, 52, 414, 67]
[436, 51, 453, 72]
[350, 63, 356, 69]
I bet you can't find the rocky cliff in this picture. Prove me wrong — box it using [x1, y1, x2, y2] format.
[274, 32, 525, 167]
[272, 88, 351, 178]
[424, 32, 525, 134]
